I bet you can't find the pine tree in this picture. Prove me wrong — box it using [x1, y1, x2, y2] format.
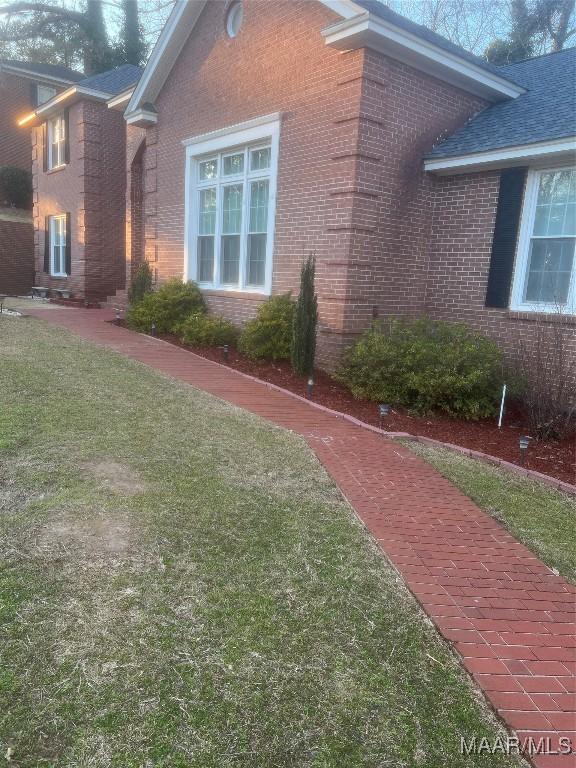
[121, 0, 146, 67]
[291, 253, 318, 377]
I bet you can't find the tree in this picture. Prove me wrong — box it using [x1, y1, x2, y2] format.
[291, 253, 318, 377]
[485, 0, 575, 63]
[120, 0, 146, 67]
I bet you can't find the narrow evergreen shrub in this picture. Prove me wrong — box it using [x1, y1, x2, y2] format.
[337, 318, 504, 419]
[178, 313, 238, 347]
[238, 294, 295, 360]
[291, 254, 318, 376]
[126, 278, 205, 334]
[128, 261, 153, 305]
[0, 166, 32, 209]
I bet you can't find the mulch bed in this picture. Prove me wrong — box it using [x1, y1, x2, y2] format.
[115, 322, 575, 485]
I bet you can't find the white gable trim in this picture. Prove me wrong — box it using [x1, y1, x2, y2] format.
[18, 85, 114, 127]
[424, 137, 576, 174]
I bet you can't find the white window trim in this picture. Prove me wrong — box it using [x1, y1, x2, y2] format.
[47, 114, 66, 170]
[183, 115, 281, 295]
[510, 166, 576, 315]
[50, 214, 67, 277]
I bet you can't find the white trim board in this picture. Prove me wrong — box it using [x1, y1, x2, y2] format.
[0, 62, 81, 87]
[424, 137, 576, 174]
[19, 85, 114, 126]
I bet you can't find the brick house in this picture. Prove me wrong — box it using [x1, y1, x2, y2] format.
[20, 64, 141, 301]
[27, 0, 576, 371]
[0, 60, 82, 295]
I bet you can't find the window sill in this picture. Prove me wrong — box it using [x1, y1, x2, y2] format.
[46, 165, 67, 175]
[506, 309, 576, 325]
[201, 288, 269, 301]
[50, 274, 68, 279]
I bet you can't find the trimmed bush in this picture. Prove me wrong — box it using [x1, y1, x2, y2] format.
[179, 313, 239, 347]
[338, 318, 504, 419]
[238, 294, 295, 360]
[291, 254, 318, 376]
[128, 261, 153, 305]
[126, 278, 205, 334]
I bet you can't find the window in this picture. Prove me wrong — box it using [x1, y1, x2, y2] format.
[511, 167, 576, 314]
[226, 1, 243, 37]
[47, 114, 66, 169]
[185, 116, 279, 294]
[49, 215, 67, 277]
[36, 84, 56, 106]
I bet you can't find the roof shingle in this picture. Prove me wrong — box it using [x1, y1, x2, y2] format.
[77, 64, 142, 95]
[428, 47, 576, 159]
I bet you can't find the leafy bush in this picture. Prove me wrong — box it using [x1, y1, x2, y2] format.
[337, 318, 504, 419]
[0, 166, 32, 209]
[291, 254, 318, 376]
[179, 313, 238, 347]
[238, 294, 295, 360]
[126, 278, 205, 334]
[128, 261, 153, 305]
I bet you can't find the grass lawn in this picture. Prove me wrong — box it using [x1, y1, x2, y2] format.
[0, 317, 526, 768]
[406, 442, 576, 584]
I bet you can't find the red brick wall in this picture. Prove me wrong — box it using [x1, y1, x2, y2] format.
[0, 71, 35, 172]
[141, 0, 366, 364]
[424, 170, 576, 370]
[0, 213, 34, 295]
[33, 100, 127, 301]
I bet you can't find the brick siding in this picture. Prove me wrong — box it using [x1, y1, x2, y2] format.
[33, 100, 127, 301]
[0, 212, 34, 295]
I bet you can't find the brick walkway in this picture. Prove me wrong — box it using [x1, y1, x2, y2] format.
[24, 306, 576, 767]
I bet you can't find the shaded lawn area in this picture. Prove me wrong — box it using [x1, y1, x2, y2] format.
[406, 442, 576, 585]
[0, 317, 525, 768]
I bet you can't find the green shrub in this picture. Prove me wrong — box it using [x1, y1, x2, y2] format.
[128, 261, 153, 305]
[291, 254, 318, 376]
[0, 166, 32, 209]
[126, 278, 205, 334]
[238, 294, 295, 360]
[179, 313, 238, 347]
[337, 318, 504, 419]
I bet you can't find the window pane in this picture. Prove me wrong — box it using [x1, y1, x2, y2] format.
[524, 238, 575, 304]
[247, 233, 267, 287]
[250, 147, 271, 172]
[222, 184, 243, 234]
[223, 153, 244, 176]
[198, 236, 214, 282]
[249, 180, 268, 232]
[198, 188, 216, 234]
[221, 235, 240, 284]
[533, 170, 576, 237]
[199, 158, 217, 181]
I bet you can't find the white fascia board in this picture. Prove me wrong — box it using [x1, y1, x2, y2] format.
[125, 109, 158, 127]
[18, 85, 113, 126]
[322, 13, 526, 101]
[424, 136, 576, 174]
[182, 113, 282, 151]
[0, 63, 81, 86]
[107, 87, 135, 110]
[125, 0, 206, 119]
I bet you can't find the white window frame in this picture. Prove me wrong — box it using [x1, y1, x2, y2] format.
[183, 114, 281, 295]
[36, 83, 57, 106]
[47, 114, 66, 170]
[49, 214, 67, 277]
[510, 166, 576, 315]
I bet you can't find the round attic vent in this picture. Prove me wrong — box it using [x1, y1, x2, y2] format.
[226, 2, 243, 38]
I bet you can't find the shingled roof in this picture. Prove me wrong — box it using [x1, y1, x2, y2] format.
[427, 47, 576, 159]
[77, 64, 142, 95]
[0, 59, 84, 82]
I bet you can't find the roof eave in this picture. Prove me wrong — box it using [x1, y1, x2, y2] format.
[125, 108, 158, 127]
[321, 13, 526, 102]
[18, 85, 114, 127]
[424, 136, 576, 174]
[0, 62, 81, 86]
[107, 87, 136, 111]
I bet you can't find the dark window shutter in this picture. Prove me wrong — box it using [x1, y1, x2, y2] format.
[485, 167, 527, 308]
[42, 123, 48, 172]
[65, 212, 72, 275]
[63, 108, 70, 164]
[30, 81, 38, 107]
[44, 216, 50, 274]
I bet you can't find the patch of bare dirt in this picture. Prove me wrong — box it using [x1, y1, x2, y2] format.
[39, 517, 131, 555]
[83, 460, 145, 495]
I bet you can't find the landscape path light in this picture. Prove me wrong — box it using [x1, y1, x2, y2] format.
[379, 403, 391, 430]
[307, 377, 314, 398]
[519, 435, 532, 466]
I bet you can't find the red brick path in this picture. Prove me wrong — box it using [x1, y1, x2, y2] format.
[25, 307, 576, 767]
